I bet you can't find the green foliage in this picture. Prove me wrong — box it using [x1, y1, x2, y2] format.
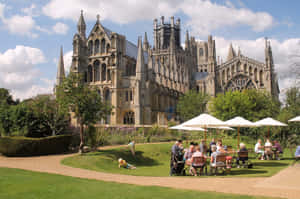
[56, 73, 112, 149]
[177, 90, 210, 121]
[210, 89, 280, 121]
[0, 135, 72, 157]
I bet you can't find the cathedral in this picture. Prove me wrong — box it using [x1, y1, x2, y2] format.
[56, 12, 279, 126]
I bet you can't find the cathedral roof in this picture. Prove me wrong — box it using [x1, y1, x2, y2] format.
[125, 40, 148, 62]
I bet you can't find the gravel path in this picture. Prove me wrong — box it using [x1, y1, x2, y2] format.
[0, 146, 299, 199]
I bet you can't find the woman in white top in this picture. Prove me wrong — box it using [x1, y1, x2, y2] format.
[255, 139, 264, 160]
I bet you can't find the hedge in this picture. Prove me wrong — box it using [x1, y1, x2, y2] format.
[0, 135, 72, 157]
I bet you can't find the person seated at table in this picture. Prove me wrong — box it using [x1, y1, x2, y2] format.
[264, 139, 273, 160]
[236, 143, 248, 168]
[184, 142, 195, 166]
[255, 139, 264, 160]
[209, 138, 216, 156]
[273, 140, 283, 160]
[216, 140, 223, 152]
[199, 139, 207, 154]
[210, 145, 219, 167]
[190, 146, 206, 176]
[118, 158, 136, 169]
[295, 145, 300, 160]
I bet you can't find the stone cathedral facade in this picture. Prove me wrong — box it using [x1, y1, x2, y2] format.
[56, 12, 279, 126]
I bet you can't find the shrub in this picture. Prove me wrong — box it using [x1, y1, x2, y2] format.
[0, 135, 72, 157]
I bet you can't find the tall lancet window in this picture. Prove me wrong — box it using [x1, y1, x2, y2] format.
[101, 63, 106, 81]
[94, 60, 100, 81]
[101, 39, 106, 53]
[88, 40, 93, 55]
[95, 39, 100, 54]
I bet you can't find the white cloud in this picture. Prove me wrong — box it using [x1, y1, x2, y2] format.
[213, 37, 300, 97]
[42, 0, 274, 36]
[0, 45, 52, 100]
[21, 4, 39, 17]
[0, 3, 37, 37]
[52, 22, 69, 35]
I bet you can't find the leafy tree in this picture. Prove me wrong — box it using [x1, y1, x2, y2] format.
[29, 96, 70, 137]
[56, 73, 112, 152]
[210, 89, 280, 121]
[177, 90, 210, 121]
[0, 88, 17, 106]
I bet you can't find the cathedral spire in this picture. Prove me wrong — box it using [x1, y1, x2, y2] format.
[227, 43, 236, 61]
[143, 32, 149, 51]
[238, 46, 241, 57]
[136, 37, 145, 80]
[170, 26, 175, 52]
[56, 46, 65, 86]
[77, 10, 86, 38]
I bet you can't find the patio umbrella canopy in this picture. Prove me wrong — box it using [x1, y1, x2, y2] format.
[289, 116, 300, 122]
[255, 117, 287, 138]
[169, 124, 206, 131]
[224, 116, 257, 148]
[183, 113, 226, 140]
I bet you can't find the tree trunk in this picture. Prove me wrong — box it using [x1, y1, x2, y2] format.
[79, 122, 84, 153]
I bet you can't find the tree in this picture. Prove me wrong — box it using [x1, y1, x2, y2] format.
[30, 96, 70, 137]
[0, 88, 17, 106]
[210, 89, 280, 121]
[177, 90, 209, 121]
[56, 73, 112, 152]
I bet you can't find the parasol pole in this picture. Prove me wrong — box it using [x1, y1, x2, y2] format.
[237, 126, 240, 149]
[268, 127, 270, 139]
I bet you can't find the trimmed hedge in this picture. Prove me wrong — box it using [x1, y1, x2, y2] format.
[0, 135, 72, 157]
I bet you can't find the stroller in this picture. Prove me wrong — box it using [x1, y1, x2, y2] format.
[170, 148, 186, 176]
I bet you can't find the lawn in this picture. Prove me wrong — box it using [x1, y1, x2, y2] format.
[0, 167, 276, 199]
[62, 141, 294, 177]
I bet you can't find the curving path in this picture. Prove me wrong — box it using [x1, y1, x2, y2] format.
[0, 146, 300, 199]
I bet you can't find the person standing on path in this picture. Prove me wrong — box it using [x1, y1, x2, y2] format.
[170, 140, 182, 176]
[128, 141, 135, 156]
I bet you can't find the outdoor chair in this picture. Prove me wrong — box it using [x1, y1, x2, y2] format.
[237, 151, 250, 168]
[210, 154, 227, 175]
[264, 146, 273, 160]
[192, 156, 207, 176]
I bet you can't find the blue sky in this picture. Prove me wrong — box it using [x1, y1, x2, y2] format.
[0, 0, 299, 100]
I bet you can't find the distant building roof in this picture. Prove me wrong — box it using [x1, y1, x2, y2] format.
[125, 40, 148, 62]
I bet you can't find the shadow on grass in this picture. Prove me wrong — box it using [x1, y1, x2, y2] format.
[229, 169, 268, 175]
[254, 161, 289, 167]
[82, 149, 161, 167]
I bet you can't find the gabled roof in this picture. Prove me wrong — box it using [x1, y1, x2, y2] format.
[125, 40, 148, 62]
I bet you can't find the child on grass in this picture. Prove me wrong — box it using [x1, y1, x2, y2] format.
[118, 158, 136, 169]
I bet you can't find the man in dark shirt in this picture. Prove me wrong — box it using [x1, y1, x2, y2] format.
[209, 138, 216, 156]
[274, 140, 283, 160]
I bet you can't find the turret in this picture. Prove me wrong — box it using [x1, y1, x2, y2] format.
[227, 43, 236, 61]
[185, 30, 190, 51]
[56, 46, 65, 86]
[143, 32, 149, 51]
[77, 10, 86, 39]
[136, 37, 146, 80]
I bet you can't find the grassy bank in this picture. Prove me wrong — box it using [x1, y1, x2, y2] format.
[62, 142, 294, 177]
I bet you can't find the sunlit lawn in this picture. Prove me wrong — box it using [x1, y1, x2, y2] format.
[62, 141, 294, 177]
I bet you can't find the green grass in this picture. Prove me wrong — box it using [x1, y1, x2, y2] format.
[0, 167, 276, 199]
[62, 141, 294, 177]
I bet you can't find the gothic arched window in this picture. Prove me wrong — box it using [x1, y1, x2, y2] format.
[104, 89, 110, 101]
[254, 68, 258, 82]
[124, 111, 135, 124]
[94, 39, 100, 54]
[88, 40, 93, 55]
[88, 65, 93, 82]
[101, 63, 106, 81]
[259, 70, 263, 85]
[199, 48, 204, 56]
[101, 38, 106, 53]
[106, 44, 110, 53]
[94, 60, 100, 81]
